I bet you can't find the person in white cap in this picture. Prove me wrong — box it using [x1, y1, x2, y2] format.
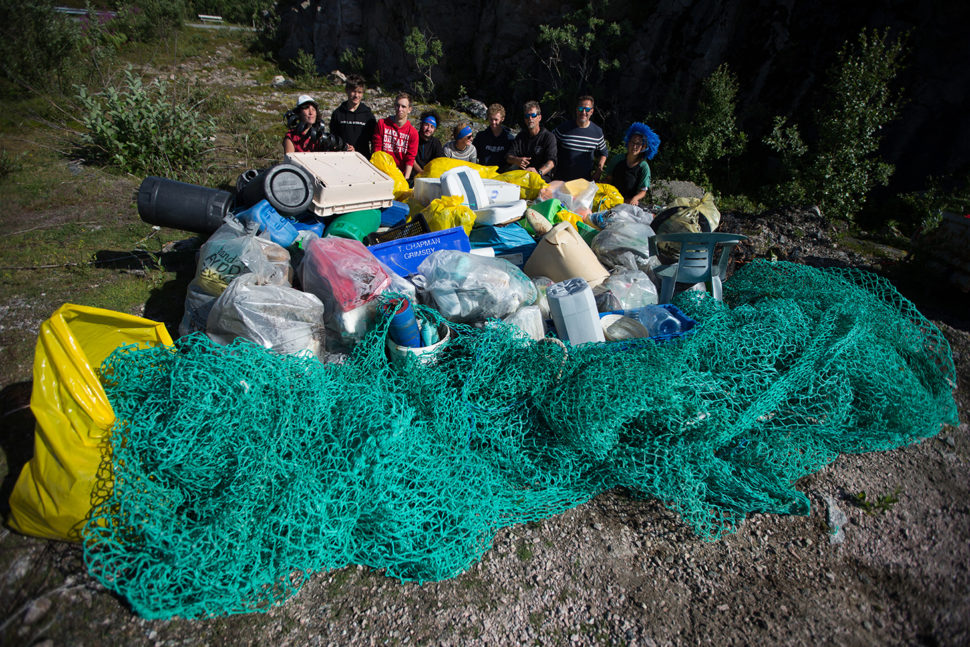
[283, 94, 346, 154]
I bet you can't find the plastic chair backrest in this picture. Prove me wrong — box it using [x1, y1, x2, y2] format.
[656, 232, 748, 283]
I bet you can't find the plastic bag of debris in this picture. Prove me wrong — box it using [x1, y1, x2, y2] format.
[591, 221, 658, 275]
[206, 274, 326, 357]
[415, 250, 537, 322]
[178, 218, 291, 336]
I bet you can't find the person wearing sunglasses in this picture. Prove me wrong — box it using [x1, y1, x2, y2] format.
[552, 95, 608, 181]
[506, 100, 557, 181]
[372, 92, 419, 179]
[603, 122, 660, 205]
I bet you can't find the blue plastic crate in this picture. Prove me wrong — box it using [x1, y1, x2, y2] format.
[368, 226, 471, 277]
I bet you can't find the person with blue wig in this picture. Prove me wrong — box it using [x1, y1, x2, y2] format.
[603, 122, 660, 204]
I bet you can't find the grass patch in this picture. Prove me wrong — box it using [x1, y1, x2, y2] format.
[852, 486, 902, 515]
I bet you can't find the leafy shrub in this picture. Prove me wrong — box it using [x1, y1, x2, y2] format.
[339, 47, 365, 76]
[0, 0, 81, 92]
[534, 1, 621, 108]
[115, 0, 187, 43]
[404, 27, 442, 100]
[764, 28, 907, 221]
[654, 63, 747, 190]
[77, 67, 215, 178]
[292, 49, 318, 86]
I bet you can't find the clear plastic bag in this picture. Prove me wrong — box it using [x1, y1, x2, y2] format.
[415, 250, 537, 322]
[590, 220, 658, 274]
[179, 218, 291, 336]
[206, 274, 326, 357]
[594, 270, 659, 311]
[531, 276, 554, 320]
[502, 305, 546, 341]
[550, 179, 598, 215]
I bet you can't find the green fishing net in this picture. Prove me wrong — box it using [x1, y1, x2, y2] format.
[83, 260, 958, 619]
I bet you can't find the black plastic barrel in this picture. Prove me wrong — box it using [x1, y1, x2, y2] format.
[234, 163, 315, 216]
[137, 176, 232, 234]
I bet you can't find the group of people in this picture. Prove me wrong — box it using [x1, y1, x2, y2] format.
[282, 76, 660, 205]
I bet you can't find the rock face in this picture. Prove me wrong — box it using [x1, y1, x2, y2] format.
[273, 0, 969, 190]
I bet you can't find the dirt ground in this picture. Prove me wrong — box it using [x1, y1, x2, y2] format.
[1, 33, 967, 647]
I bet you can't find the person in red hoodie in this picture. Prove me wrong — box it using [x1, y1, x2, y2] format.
[372, 92, 419, 179]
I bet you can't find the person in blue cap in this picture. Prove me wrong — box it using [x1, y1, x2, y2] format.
[413, 109, 445, 175]
[603, 122, 660, 205]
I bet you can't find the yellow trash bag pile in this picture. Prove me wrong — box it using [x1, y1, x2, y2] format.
[421, 195, 477, 235]
[496, 169, 548, 200]
[592, 183, 624, 212]
[370, 151, 413, 202]
[8, 304, 173, 541]
[416, 157, 499, 179]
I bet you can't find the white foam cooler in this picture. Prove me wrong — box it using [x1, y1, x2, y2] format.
[413, 176, 521, 206]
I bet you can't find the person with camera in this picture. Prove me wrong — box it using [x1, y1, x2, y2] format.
[283, 94, 347, 154]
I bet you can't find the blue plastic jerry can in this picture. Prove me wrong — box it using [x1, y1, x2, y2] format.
[235, 199, 299, 247]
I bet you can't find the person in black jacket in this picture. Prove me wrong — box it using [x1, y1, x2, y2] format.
[413, 109, 445, 175]
[329, 74, 376, 157]
[506, 100, 557, 181]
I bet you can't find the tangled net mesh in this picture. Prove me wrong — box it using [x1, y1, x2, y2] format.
[83, 260, 958, 619]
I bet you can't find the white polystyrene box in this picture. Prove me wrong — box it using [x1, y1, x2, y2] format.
[412, 176, 521, 207]
[285, 151, 394, 216]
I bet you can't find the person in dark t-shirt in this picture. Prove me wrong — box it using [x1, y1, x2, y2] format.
[506, 100, 557, 182]
[473, 103, 515, 168]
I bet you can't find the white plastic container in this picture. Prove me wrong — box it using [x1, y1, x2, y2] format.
[413, 177, 521, 207]
[547, 277, 605, 345]
[386, 324, 451, 366]
[285, 151, 394, 216]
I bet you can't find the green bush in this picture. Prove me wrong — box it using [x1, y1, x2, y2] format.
[404, 26, 442, 100]
[292, 49, 318, 86]
[0, 0, 81, 92]
[764, 28, 907, 222]
[654, 63, 747, 190]
[77, 67, 215, 178]
[534, 1, 622, 108]
[339, 47, 366, 77]
[115, 0, 187, 43]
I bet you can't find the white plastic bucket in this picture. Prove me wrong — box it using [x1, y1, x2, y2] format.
[386, 324, 451, 366]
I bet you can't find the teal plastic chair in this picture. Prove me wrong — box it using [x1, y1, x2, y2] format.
[654, 232, 748, 303]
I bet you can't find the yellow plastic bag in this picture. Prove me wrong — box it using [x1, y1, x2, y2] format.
[370, 151, 413, 202]
[422, 195, 477, 234]
[8, 304, 174, 541]
[417, 157, 500, 179]
[592, 182, 624, 211]
[497, 170, 548, 200]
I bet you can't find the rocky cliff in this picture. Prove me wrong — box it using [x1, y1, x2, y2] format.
[274, 0, 969, 192]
